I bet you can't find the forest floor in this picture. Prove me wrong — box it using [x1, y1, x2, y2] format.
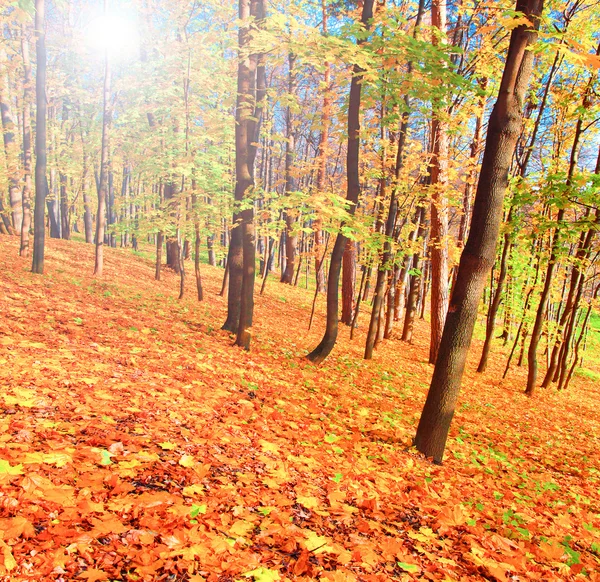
[0, 235, 599, 582]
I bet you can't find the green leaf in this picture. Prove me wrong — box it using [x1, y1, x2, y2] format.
[99, 450, 113, 465]
[190, 504, 207, 518]
[324, 434, 339, 443]
[0, 460, 24, 475]
[397, 562, 419, 572]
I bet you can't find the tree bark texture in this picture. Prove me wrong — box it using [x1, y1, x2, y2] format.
[307, 0, 374, 363]
[414, 0, 543, 463]
[32, 0, 47, 274]
[428, 0, 450, 365]
[20, 25, 33, 256]
[93, 3, 111, 277]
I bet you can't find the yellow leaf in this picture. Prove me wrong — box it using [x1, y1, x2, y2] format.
[0, 540, 17, 572]
[0, 460, 23, 475]
[182, 484, 204, 497]
[297, 495, 319, 509]
[159, 442, 177, 450]
[179, 454, 196, 467]
[259, 440, 279, 454]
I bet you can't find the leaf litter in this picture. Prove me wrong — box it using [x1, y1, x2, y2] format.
[0, 236, 599, 581]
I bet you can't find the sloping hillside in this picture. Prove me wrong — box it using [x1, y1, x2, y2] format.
[0, 236, 599, 581]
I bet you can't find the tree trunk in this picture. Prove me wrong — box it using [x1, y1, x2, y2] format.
[341, 240, 356, 325]
[225, 0, 266, 348]
[477, 208, 513, 372]
[32, 0, 47, 274]
[155, 231, 163, 281]
[20, 24, 33, 256]
[428, 0, 450, 365]
[280, 53, 297, 285]
[0, 60, 23, 236]
[526, 69, 593, 395]
[307, 0, 374, 363]
[414, 0, 542, 463]
[93, 1, 111, 277]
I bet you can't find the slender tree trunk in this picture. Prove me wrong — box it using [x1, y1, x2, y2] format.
[0, 59, 23, 236]
[281, 53, 297, 285]
[32, 0, 47, 274]
[59, 173, 70, 240]
[93, 2, 111, 277]
[155, 231, 163, 281]
[414, 0, 542, 463]
[314, 2, 330, 294]
[366, 108, 409, 358]
[402, 205, 426, 343]
[307, 0, 374, 363]
[477, 208, 513, 372]
[428, 0, 450, 365]
[526, 73, 593, 394]
[20, 25, 33, 256]
[82, 150, 93, 243]
[341, 240, 356, 325]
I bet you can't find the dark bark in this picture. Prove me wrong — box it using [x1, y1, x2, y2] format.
[428, 0, 450, 365]
[402, 205, 426, 343]
[477, 208, 513, 372]
[341, 240, 356, 325]
[414, 0, 542, 463]
[307, 0, 374, 363]
[526, 72, 594, 394]
[224, 0, 266, 348]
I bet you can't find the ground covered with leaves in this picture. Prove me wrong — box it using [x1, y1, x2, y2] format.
[1, 236, 599, 582]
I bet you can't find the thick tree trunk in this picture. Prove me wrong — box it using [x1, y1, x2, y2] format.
[307, 0, 374, 363]
[32, 0, 47, 274]
[224, 0, 265, 348]
[414, 0, 542, 463]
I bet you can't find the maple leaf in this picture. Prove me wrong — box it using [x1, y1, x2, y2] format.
[158, 442, 177, 450]
[179, 454, 196, 467]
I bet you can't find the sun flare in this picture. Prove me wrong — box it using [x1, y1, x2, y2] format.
[85, 13, 138, 58]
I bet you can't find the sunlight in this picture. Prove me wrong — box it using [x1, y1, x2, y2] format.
[85, 13, 139, 58]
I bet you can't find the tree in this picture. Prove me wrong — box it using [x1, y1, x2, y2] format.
[414, 0, 544, 463]
[307, 0, 375, 364]
[31, 0, 47, 275]
[223, 0, 266, 350]
[93, 0, 112, 277]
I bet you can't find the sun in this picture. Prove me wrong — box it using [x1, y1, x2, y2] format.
[85, 13, 139, 58]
